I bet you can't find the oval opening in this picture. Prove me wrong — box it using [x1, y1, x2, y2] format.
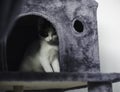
[73, 20, 84, 33]
[6, 15, 59, 71]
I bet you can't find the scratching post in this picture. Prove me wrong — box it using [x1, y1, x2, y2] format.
[88, 82, 113, 92]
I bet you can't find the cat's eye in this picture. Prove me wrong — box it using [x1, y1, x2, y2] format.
[53, 31, 57, 35]
[41, 32, 48, 37]
[73, 20, 84, 33]
[39, 31, 48, 37]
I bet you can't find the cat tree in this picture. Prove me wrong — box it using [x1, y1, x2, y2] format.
[0, 0, 120, 92]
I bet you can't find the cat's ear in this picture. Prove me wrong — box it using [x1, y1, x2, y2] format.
[38, 17, 45, 31]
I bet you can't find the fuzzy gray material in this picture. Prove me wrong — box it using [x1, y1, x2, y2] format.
[5, 0, 99, 72]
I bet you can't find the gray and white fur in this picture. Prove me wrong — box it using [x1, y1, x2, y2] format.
[20, 20, 60, 72]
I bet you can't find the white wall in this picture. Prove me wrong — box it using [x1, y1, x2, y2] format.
[96, 0, 120, 91]
[96, 0, 120, 73]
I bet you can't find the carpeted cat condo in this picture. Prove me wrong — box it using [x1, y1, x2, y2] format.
[0, 0, 100, 72]
[0, 0, 108, 91]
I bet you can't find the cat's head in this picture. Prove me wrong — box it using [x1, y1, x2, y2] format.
[43, 27, 58, 43]
[38, 26, 58, 45]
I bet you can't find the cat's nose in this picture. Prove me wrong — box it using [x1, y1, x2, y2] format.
[49, 36, 52, 41]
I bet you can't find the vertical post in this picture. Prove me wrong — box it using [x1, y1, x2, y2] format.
[88, 82, 112, 92]
[13, 86, 24, 92]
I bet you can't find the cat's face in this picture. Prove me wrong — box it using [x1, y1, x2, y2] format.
[39, 27, 58, 45]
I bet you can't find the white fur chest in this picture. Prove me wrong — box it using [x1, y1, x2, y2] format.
[33, 41, 58, 64]
[40, 41, 58, 56]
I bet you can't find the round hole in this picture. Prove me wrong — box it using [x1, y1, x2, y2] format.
[73, 20, 84, 33]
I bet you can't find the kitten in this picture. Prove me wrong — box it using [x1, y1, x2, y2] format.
[20, 23, 60, 72]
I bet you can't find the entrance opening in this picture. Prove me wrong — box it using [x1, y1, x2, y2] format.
[6, 15, 58, 71]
